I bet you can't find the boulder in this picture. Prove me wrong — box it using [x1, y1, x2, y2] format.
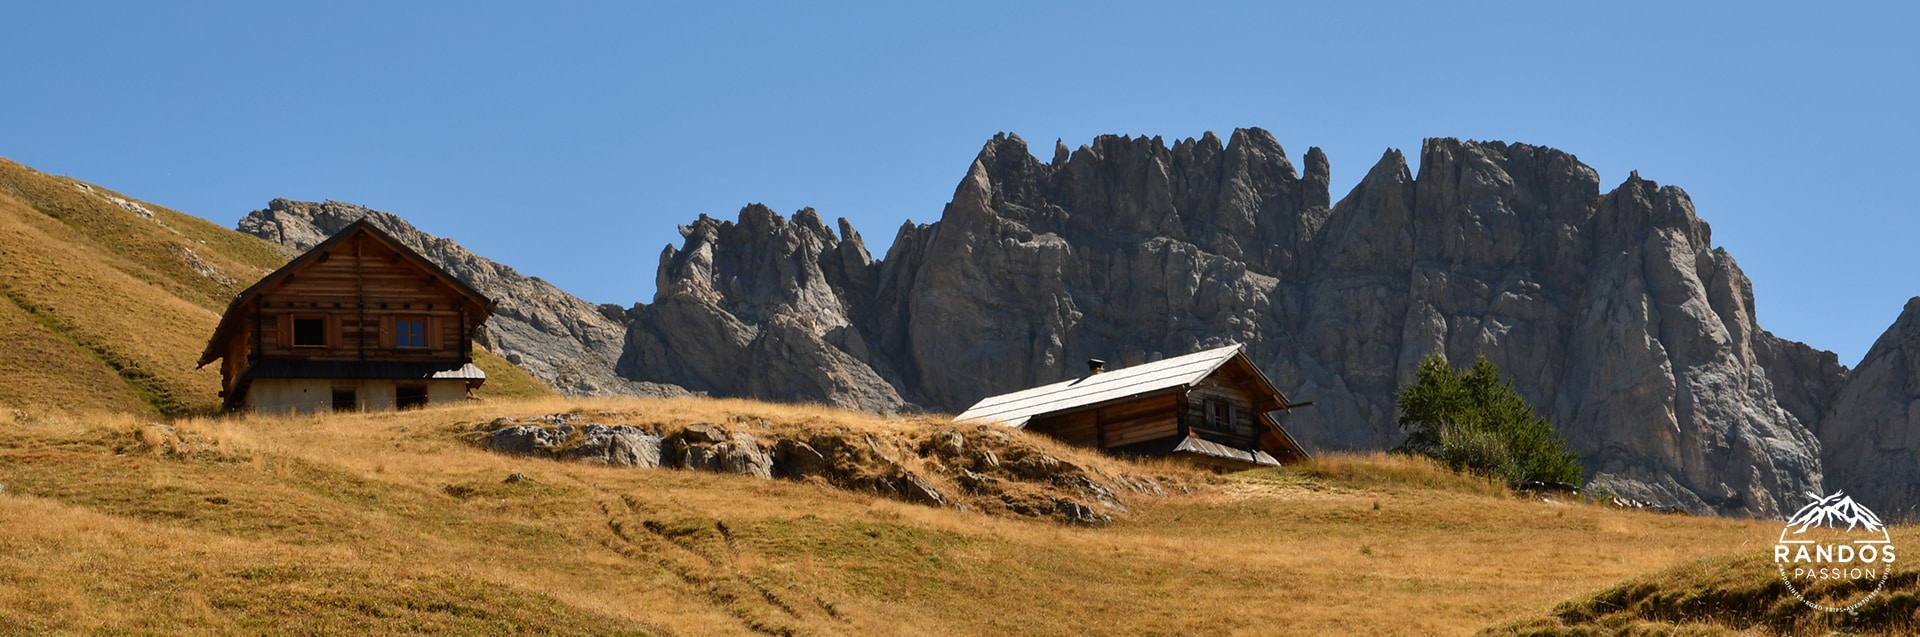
[716, 431, 773, 479]
[773, 439, 828, 479]
[486, 425, 565, 455]
[892, 469, 946, 506]
[560, 424, 662, 468]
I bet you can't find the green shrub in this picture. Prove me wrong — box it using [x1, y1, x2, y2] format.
[1394, 354, 1582, 486]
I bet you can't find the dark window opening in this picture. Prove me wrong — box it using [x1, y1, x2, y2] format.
[332, 388, 356, 412]
[396, 385, 428, 410]
[395, 318, 426, 348]
[1199, 397, 1255, 441]
[293, 317, 327, 347]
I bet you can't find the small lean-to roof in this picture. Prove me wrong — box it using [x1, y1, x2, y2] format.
[954, 343, 1281, 428]
[1112, 435, 1282, 468]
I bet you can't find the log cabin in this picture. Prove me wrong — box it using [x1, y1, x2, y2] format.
[197, 219, 493, 413]
[953, 344, 1308, 469]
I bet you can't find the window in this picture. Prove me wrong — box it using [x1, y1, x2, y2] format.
[293, 317, 327, 347]
[396, 385, 428, 409]
[395, 318, 425, 348]
[1201, 398, 1248, 435]
[332, 388, 357, 412]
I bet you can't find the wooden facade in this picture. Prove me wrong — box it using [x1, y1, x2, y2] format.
[198, 220, 493, 413]
[955, 344, 1308, 469]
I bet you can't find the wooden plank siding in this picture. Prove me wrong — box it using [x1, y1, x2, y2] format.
[1185, 381, 1263, 447]
[1029, 391, 1182, 450]
[251, 235, 472, 361]
[212, 230, 483, 398]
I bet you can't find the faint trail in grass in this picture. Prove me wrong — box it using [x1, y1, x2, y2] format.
[561, 470, 837, 636]
[0, 286, 181, 415]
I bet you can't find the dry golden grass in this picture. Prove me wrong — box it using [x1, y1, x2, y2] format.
[0, 297, 150, 413]
[1484, 529, 1920, 636]
[470, 347, 560, 401]
[0, 396, 1822, 635]
[0, 158, 288, 415]
[0, 156, 559, 415]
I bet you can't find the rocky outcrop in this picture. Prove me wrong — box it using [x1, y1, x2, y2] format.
[1814, 298, 1920, 519]
[471, 413, 1163, 525]
[237, 199, 684, 398]
[619, 206, 909, 412]
[623, 130, 1857, 517]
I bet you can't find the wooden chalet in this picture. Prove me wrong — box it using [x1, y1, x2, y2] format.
[954, 344, 1308, 469]
[197, 219, 493, 413]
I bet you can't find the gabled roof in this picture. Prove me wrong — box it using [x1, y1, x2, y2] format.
[953, 343, 1292, 428]
[197, 219, 494, 367]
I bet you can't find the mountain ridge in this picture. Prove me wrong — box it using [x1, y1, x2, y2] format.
[218, 129, 1912, 518]
[619, 129, 1872, 517]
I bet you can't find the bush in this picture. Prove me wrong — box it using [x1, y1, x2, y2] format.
[1393, 354, 1582, 486]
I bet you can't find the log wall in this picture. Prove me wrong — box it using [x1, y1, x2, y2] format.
[212, 231, 483, 397]
[1029, 392, 1181, 450]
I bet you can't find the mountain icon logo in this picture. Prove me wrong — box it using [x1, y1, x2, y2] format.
[1773, 490, 1898, 613]
[1782, 491, 1888, 538]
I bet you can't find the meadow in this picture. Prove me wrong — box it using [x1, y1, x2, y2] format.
[0, 396, 1858, 635]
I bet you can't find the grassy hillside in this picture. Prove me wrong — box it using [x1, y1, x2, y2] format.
[1485, 542, 1920, 635]
[0, 158, 287, 414]
[0, 157, 554, 414]
[472, 347, 560, 401]
[0, 396, 1818, 635]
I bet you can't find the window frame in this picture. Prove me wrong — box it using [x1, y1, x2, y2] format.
[291, 315, 329, 348]
[393, 316, 427, 349]
[331, 387, 357, 412]
[395, 384, 428, 409]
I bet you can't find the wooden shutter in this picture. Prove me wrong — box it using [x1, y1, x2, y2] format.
[379, 316, 394, 349]
[326, 315, 343, 349]
[426, 316, 443, 351]
[276, 314, 292, 349]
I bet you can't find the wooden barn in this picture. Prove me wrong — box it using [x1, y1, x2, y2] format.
[197, 219, 493, 413]
[954, 344, 1308, 468]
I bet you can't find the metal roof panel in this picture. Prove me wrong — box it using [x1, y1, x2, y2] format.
[953, 344, 1243, 427]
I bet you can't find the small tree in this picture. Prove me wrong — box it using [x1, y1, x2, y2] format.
[1394, 353, 1582, 486]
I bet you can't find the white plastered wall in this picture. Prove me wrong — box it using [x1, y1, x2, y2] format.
[244, 379, 470, 414]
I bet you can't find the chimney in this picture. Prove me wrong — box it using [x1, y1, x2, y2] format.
[1087, 359, 1106, 375]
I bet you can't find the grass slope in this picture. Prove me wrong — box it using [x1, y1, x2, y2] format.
[0, 397, 1813, 636]
[471, 348, 559, 401]
[1484, 542, 1920, 635]
[0, 157, 557, 414]
[0, 158, 285, 414]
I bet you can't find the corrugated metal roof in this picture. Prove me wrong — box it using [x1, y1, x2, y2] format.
[1113, 435, 1281, 467]
[953, 344, 1245, 428]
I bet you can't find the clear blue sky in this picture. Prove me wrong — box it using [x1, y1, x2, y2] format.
[3, 2, 1913, 366]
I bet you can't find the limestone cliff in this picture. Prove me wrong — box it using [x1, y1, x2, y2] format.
[1815, 298, 1920, 518]
[237, 199, 683, 398]
[626, 130, 1857, 516]
[618, 206, 910, 412]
